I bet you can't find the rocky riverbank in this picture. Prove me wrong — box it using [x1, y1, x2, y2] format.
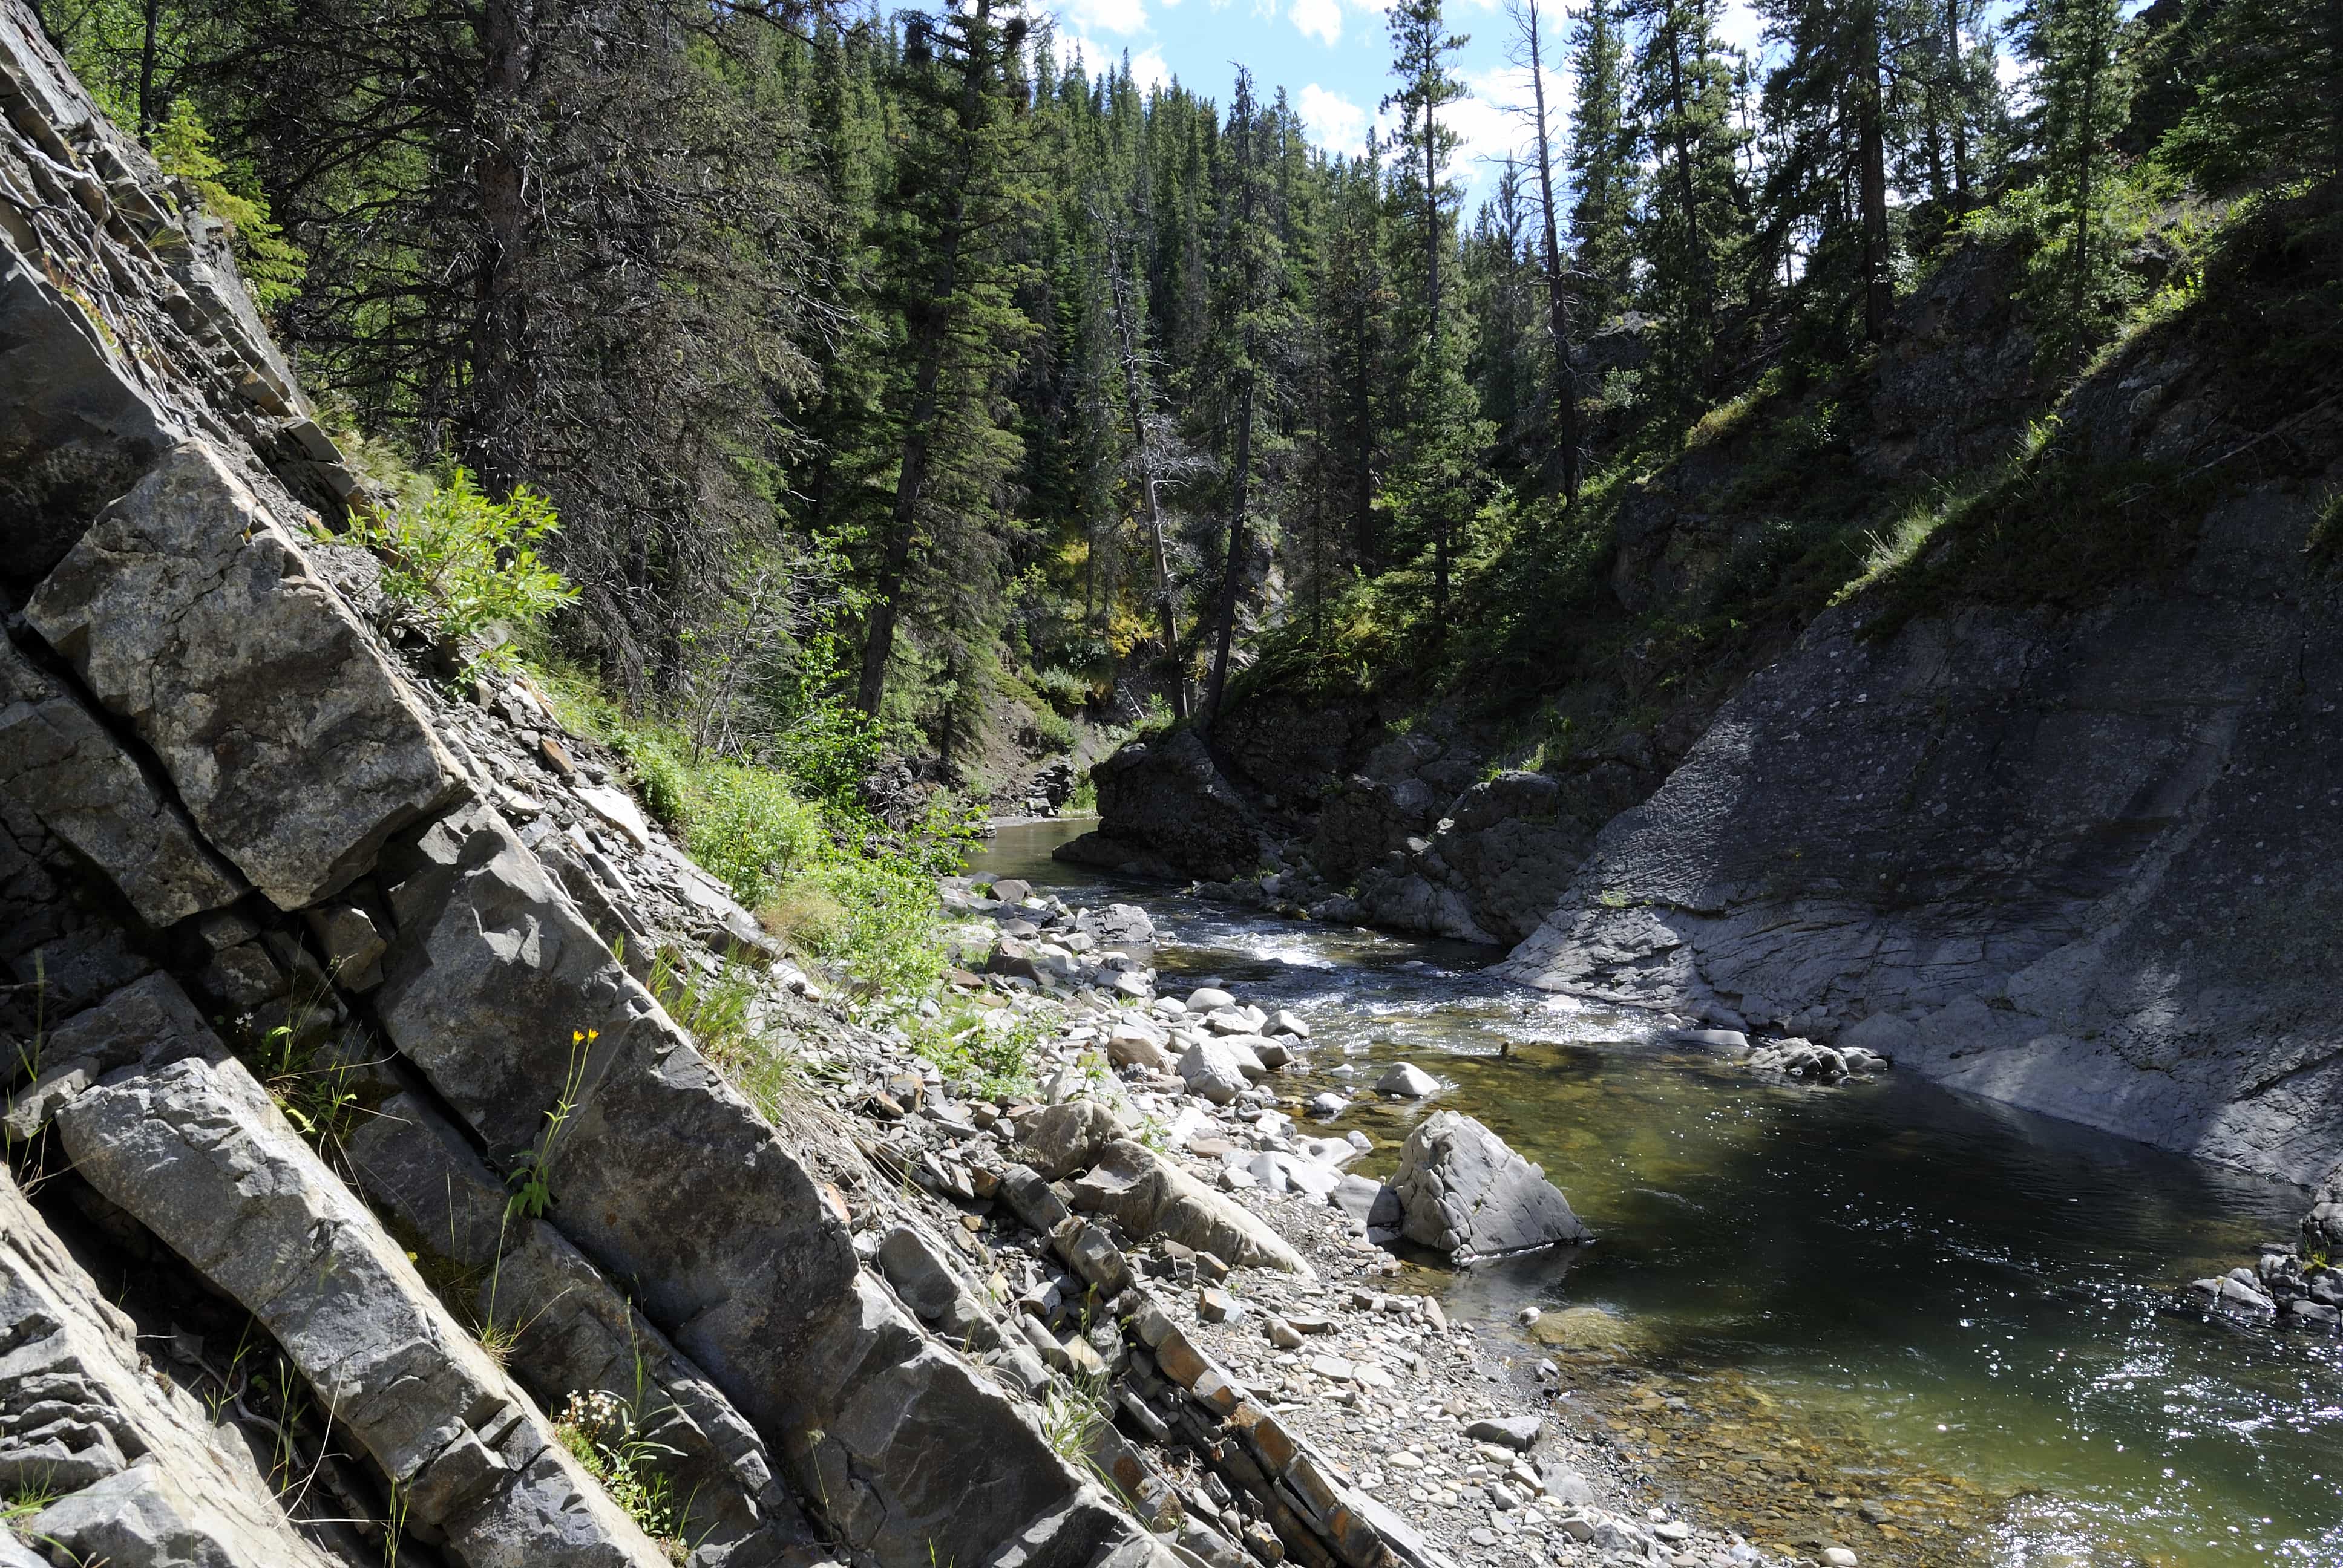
[879, 871, 1865, 1568]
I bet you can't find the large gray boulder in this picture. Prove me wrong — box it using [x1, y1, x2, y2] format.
[55, 1054, 668, 1567]
[1176, 1037, 1252, 1105]
[1071, 1139, 1313, 1276]
[2305, 1161, 2343, 1258]
[1060, 727, 1267, 883]
[1, 1165, 343, 1568]
[1013, 1097, 1134, 1179]
[0, 621, 246, 929]
[1387, 1112, 1591, 1265]
[370, 803, 1161, 1568]
[25, 442, 467, 909]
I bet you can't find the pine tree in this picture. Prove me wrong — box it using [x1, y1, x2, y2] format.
[854, 1, 1040, 716]
[1631, 0, 1749, 420]
[1199, 69, 1293, 723]
[2161, 0, 2343, 189]
[2013, 0, 2131, 358]
[1382, 0, 1480, 629]
[1567, 0, 1641, 321]
[1512, 0, 1585, 501]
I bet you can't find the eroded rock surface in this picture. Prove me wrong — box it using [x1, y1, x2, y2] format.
[1, 1166, 344, 1568]
[1502, 486, 2343, 1183]
[27, 442, 465, 909]
[56, 1053, 667, 1568]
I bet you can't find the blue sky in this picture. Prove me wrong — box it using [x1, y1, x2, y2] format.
[1043, 0, 1769, 204]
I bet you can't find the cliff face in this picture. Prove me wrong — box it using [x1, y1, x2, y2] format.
[0, 11, 1174, 1568]
[1499, 482, 2343, 1183]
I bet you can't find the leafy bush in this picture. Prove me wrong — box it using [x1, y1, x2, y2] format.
[782, 857, 945, 1001]
[350, 467, 577, 674]
[680, 765, 828, 909]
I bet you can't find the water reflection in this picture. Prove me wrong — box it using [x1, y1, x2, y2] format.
[975, 821, 2343, 1566]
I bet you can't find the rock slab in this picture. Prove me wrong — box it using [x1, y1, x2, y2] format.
[26, 441, 465, 909]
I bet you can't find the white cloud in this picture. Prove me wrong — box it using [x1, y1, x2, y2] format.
[1297, 83, 1368, 150]
[1126, 45, 1174, 90]
[1291, 0, 1342, 45]
[1061, 0, 1149, 35]
[1050, 30, 1169, 92]
[1716, 0, 1765, 55]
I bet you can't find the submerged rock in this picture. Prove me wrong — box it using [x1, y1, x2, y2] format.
[1387, 1111, 1591, 1265]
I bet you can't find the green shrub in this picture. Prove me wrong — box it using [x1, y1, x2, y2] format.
[908, 1002, 1043, 1098]
[150, 102, 306, 309]
[680, 764, 827, 908]
[794, 857, 945, 1001]
[350, 467, 577, 675]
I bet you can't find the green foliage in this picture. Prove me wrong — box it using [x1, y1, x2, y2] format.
[906, 1001, 1043, 1100]
[349, 468, 577, 676]
[149, 100, 306, 307]
[680, 766, 830, 909]
[554, 1387, 686, 1552]
[783, 857, 947, 1002]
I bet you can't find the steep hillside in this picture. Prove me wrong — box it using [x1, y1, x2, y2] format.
[1077, 194, 2343, 1199]
[0, 15, 1191, 1567]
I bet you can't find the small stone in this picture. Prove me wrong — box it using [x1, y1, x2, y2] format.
[1516, 1306, 1541, 1327]
[1195, 1250, 1231, 1283]
[1464, 1415, 1542, 1451]
[1375, 1062, 1441, 1099]
[1187, 987, 1237, 1012]
[1265, 1315, 1305, 1350]
[1654, 1520, 1690, 1541]
[1199, 1287, 1241, 1323]
[1823, 1550, 1858, 1568]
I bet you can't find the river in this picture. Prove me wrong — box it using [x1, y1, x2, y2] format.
[975, 818, 2343, 1567]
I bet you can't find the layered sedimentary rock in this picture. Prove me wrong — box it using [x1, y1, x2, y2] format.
[1383, 1112, 1591, 1265]
[1502, 482, 2343, 1184]
[0, 7, 1181, 1565]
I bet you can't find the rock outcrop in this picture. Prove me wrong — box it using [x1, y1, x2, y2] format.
[1058, 727, 1265, 882]
[57, 1052, 668, 1568]
[1, 1166, 344, 1568]
[0, 10, 1185, 1566]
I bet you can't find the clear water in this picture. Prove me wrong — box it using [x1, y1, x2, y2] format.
[976, 820, 2343, 1567]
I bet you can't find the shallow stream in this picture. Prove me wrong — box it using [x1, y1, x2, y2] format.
[975, 818, 2343, 1567]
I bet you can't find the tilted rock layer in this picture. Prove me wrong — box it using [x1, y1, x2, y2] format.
[0, 8, 1179, 1567]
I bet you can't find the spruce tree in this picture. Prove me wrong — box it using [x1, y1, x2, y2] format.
[1630, 0, 1748, 422]
[1382, 0, 1480, 629]
[854, 0, 1039, 716]
[2013, 0, 2131, 358]
[1567, 0, 1641, 321]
